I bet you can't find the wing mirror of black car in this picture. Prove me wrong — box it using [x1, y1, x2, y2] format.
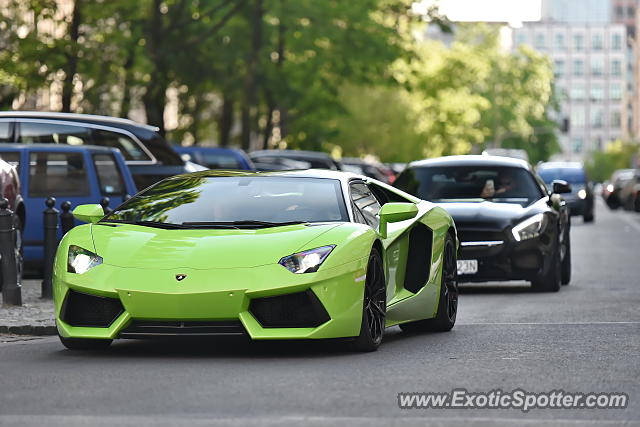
[552, 180, 572, 194]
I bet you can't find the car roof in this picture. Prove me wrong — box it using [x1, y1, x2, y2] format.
[0, 111, 159, 133]
[408, 155, 530, 169]
[0, 143, 121, 154]
[174, 146, 244, 154]
[537, 162, 584, 170]
[250, 149, 335, 160]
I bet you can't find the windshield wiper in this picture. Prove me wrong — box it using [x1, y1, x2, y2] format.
[181, 220, 306, 229]
[100, 219, 186, 229]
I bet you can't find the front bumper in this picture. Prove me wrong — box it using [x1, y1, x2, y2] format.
[456, 228, 556, 283]
[53, 258, 367, 341]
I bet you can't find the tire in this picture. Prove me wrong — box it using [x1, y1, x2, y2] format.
[561, 227, 571, 285]
[58, 334, 112, 350]
[399, 233, 458, 333]
[583, 213, 594, 223]
[531, 240, 561, 292]
[634, 193, 640, 213]
[350, 247, 386, 352]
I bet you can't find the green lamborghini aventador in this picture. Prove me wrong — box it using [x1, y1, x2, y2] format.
[53, 170, 458, 352]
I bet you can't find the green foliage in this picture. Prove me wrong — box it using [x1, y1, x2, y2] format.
[1, 3, 559, 162]
[585, 140, 640, 182]
[332, 24, 558, 162]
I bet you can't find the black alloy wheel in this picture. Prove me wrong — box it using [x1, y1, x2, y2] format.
[351, 248, 386, 352]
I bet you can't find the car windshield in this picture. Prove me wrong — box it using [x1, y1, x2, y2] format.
[102, 175, 348, 227]
[394, 165, 543, 205]
[537, 167, 586, 184]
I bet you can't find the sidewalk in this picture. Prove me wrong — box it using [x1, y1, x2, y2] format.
[0, 279, 56, 335]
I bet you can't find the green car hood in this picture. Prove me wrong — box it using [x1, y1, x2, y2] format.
[90, 222, 342, 269]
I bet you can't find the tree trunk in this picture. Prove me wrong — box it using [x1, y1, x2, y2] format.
[119, 45, 136, 118]
[142, 0, 167, 134]
[61, 0, 81, 113]
[240, 0, 263, 150]
[218, 92, 233, 147]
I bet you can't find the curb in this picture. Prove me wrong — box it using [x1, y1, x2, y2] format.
[0, 324, 57, 336]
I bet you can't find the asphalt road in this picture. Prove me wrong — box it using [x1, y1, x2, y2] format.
[1, 200, 639, 427]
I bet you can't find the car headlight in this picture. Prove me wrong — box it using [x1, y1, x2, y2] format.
[578, 189, 587, 199]
[511, 213, 548, 242]
[279, 245, 335, 274]
[67, 245, 103, 274]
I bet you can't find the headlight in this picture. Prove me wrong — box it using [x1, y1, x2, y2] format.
[67, 245, 103, 274]
[511, 213, 548, 242]
[279, 245, 335, 274]
[578, 189, 587, 199]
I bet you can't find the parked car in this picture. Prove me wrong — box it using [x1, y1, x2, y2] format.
[0, 155, 25, 289]
[0, 144, 137, 268]
[618, 169, 640, 212]
[252, 156, 311, 171]
[173, 146, 255, 170]
[341, 157, 395, 183]
[249, 149, 343, 170]
[394, 155, 571, 292]
[0, 112, 202, 190]
[537, 162, 594, 222]
[602, 169, 635, 209]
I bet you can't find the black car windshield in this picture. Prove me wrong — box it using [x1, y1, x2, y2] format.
[394, 165, 543, 204]
[538, 167, 586, 184]
[102, 176, 348, 227]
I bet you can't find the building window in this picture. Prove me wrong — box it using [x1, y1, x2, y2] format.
[611, 59, 622, 76]
[572, 137, 583, 153]
[573, 59, 584, 76]
[590, 109, 604, 128]
[611, 111, 622, 128]
[591, 57, 604, 76]
[535, 33, 545, 49]
[612, 33, 623, 50]
[591, 34, 603, 50]
[555, 33, 565, 49]
[570, 86, 586, 100]
[609, 83, 622, 100]
[616, 6, 624, 18]
[590, 85, 604, 101]
[574, 34, 584, 51]
[516, 33, 527, 46]
[554, 59, 565, 77]
[570, 108, 585, 128]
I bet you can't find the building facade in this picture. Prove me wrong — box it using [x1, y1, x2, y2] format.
[513, 22, 627, 160]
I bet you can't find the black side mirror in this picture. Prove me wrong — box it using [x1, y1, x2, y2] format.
[552, 179, 572, 194]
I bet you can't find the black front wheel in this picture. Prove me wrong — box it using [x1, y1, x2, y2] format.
[351, 247, 386, 352]
[399, 233, 458, 333]
[531, 242, 561, 292]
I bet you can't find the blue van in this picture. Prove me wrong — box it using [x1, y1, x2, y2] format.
[0, 144, 137, 267]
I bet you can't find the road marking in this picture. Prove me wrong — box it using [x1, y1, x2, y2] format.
[458, 321, 640, 326]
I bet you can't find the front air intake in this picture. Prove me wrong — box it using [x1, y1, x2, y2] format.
[249, 290, 330, 328]
[61, 290, 124, 328]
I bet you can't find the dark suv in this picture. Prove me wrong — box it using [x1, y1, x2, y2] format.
[0, 112, 202, 190]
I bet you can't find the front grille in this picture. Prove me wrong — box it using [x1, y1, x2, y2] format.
[249, 290, 330, 328]
[61, 290, 124, 328]
[119, 320, 245, 338]
[457, 229, 505, 243]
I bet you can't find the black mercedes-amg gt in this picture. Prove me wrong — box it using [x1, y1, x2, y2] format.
[394, 155, 571, 292]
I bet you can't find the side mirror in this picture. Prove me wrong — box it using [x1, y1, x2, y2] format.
[73, 204, 105, 224]
[552, 179, 572, 194]
[378, 202, 418, 238]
